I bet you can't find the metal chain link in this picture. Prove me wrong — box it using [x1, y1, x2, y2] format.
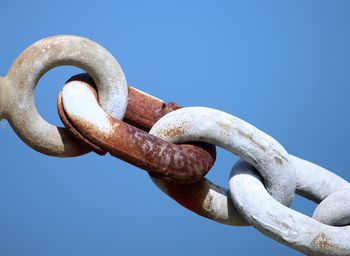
[0, 35, 128, 156]
[2, 35, 350, 256]
[150, 107, 350, 255]
[58, 77, 215, 183]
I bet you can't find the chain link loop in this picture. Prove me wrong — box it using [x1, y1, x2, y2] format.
[149, 107, 296, 206]
[230, 160, 350, 256]
[149, 107, 350, 255]
[2, 35, 128, 156]
[58, 77, 216, 183]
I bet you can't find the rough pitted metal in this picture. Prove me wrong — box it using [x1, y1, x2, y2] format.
[59, 81, 216, 183]
[64, 73, 182, 132]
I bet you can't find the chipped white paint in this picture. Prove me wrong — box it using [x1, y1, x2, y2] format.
[1, 35, 128, 156]
[61, 81, 113, 133]
[229, 160, 350, 256]
[202, 185, 230, 220]
[150, 106, 297, 206]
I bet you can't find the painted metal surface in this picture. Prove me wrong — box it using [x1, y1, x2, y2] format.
[150, 107, 350, 255]
[229, 160, 350, 256]
[313, 188, 350, 226]
[0, 35, 128, 157]
[150, 106, 297, 206]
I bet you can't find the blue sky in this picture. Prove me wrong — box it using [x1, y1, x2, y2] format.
[1, 1, 350, 255]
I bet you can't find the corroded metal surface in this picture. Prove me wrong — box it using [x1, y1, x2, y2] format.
[152, 153, 350, 228]
[152, 176, 248, 226]
[125, 87, 181, 131]
[64, 73, 181, 132]
[57, 89, 107, 155]
[59, 81, 216, 183]
[1, 35, 128, 157]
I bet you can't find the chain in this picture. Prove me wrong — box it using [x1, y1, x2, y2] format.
[2, 35, 350, 256]
[58, 74, 215, 183]
[150, 107, 350, 256]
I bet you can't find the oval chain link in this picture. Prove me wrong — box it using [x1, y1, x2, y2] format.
[150, 107, 350, 255]
[1, 35, 128, 156]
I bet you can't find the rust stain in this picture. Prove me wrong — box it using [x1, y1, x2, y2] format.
[312, 233, 333, 250]
[57, 91, 107, 155]
[160, 125, 186, 139]
[154, 176, 215, 218]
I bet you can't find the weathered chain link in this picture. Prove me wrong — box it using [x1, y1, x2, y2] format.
[150, 107, 350, 255]
[230, 160, 350, 256]
[0, 35, 128, 156]
[2, 35, 350, 255]
[149, 107, 297, 206]
[58, 78, 215, 183]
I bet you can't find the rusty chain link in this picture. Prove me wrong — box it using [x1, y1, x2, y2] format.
[2, 35, 350, 255]
[57, 74, 216, 183]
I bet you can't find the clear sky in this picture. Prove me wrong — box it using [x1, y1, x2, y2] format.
[1, 1, 350, 255]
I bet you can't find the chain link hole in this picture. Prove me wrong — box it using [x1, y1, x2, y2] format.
[206, 147, 239, 187]
[34, 66, 84, 127]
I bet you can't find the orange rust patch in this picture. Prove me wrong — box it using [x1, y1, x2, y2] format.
[157, 177, 212, 217]
[160, 125, 186, 138]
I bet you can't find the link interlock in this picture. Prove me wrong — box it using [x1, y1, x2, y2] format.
[1, 35, 350, 256]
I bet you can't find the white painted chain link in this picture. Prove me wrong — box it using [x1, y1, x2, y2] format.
[2, 35, 350, 255]
[0, 35, 128, 156]
[150, 107, 350, 256]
